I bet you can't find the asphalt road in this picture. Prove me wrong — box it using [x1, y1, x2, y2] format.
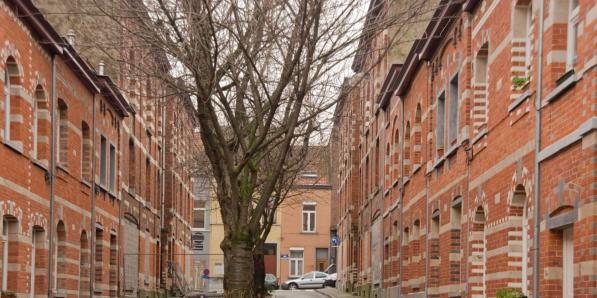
[272, 289, 326, 298]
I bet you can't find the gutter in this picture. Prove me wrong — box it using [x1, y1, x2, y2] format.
[532, 0, 545, 296]
[47, 53, 56, 298]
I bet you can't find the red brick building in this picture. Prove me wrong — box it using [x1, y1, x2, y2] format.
[331, 0, 596, 297]
[0, 0, 197, 297]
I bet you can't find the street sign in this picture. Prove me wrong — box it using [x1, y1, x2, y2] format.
[280, 253, 289, 259]
[331, 235, 339, 246]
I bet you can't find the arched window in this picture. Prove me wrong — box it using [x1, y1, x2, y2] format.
[393, 126, 400, 180]
[57, 99, 69, 166]
[30, 226, 45, 298]
[1, 216, 19, 292]
[81, 122, 91, 181]
[109, 233, 117, 297]
[404, 122, 411, 175]
[3, 57, 21, 143]
[33, 86, 49, 162]
[129, 139, 136, 190]
[55, 221, 67, 294]
[512, 185, 529, 295]
[79, 230, 89, 298]
[473, 43, 489, 134]
[414, 104, 422, 167]
[412, 219, 420, 257]
[472, 206, 487, 297]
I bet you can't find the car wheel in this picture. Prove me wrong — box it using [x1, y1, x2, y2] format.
[288, 283, 298, 290]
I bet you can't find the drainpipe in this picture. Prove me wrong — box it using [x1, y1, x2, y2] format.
[47, 54, 56, 298]
[532, 1, 545, 297]
[90, 92, 97, 298]
[160, 93, 167, 291]
[398, 96, 404, 297]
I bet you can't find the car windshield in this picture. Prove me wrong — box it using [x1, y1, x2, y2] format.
[301, 272, 314, 279]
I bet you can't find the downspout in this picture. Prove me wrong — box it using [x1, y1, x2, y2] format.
[532, 1, 545, 297]
[398, 96, 404, 297]
[90, 92, 97, 298]
[423, 61, 430, 298]
[160, 94, 167, 291]
[47, 54, 56, 298]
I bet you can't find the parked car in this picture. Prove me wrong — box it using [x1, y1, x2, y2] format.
[323, 264, 337, 287]
[281, 271, 328, 290]
[265, 273, 279, 290]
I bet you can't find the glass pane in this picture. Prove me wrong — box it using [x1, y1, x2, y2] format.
[194, 200, 205, 209]
[290, 260, 296, 276]
[302, 213, 308, 231]
[193, 210, 205, 228]
[309, 213, 315, 231]
[303, 204, 315, 211]
[290, 250, 303, 258]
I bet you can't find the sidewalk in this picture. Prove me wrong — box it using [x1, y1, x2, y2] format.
[316, 287, 362, 298]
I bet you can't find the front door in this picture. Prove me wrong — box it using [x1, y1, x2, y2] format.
[264, 243, 277, 276]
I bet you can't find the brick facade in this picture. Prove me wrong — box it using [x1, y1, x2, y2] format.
[0, 0, 197, 297]
[331, 0, 596, 297]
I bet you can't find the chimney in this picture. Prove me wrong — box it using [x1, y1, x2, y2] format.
[98, 60, 105, 76]
[66, 29, 76, 47]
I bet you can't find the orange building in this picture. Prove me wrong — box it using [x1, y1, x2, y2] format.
[278, 149, 333, 282]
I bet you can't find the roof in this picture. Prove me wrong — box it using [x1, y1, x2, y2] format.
[351, 0, 385, 72]
[393, 0, 463, 97]
[8, 0, 133, 117]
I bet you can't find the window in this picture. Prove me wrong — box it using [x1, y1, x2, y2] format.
[315, 248, 329, 272]
[451, 198, 462, 227]
[57, 99, 68, 166]
[413, 105, 422, 166]
[514, 1, 533, 72]
[302, 203, 316, 233]
[193, 200, 206, 229]
[79, 231, 89, 297]
[109, 234, 117, 296]
[128, 139, 135, 190]
[562, 228, 573, 297]
[95, 227, 103, 283]
[81, 122, 91, 181]
[109, 144, 116, 192]
[3, 58, 19, 142]
[33, 86, 47, 160]
[3, 62, 10, 141]
[566, 0, 579, 70]
[289, 249, 304, 277]
[30, 227, 44, 298]
[145, 158, 151, 202]
[449, 75, 459, 144]
[191, 232, 205, 251]
[100, 136, 107, 186]
[436, 92, 446, 150]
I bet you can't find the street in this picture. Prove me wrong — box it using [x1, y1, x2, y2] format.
[272, 289, 326, 298]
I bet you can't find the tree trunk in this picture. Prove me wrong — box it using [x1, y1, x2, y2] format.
[253, 243, 267, 298]
[222, 235, 255, 298]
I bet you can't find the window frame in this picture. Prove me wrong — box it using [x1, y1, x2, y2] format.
[100, 135, 107, 187]
[193, 199, 207, 229]
[448, 74, 459, 145]
[436, 91, 446, 151]
[109, 143, 116, 193]
[301, 202, 317, 233]
[3, 69, 10, 141]
[566, 0, 580, 70]
[289, 248, 304, 278]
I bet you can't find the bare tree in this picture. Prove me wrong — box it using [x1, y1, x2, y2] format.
[65, 0, 434, 296]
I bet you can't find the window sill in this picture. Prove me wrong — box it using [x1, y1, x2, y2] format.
[508, 89, 534, 113]
[544, 70, 577, 105]
[3, 140, 23, 154]
[301, 231, 316, 234]
[56, 163, 70, 175]
[471, 129, 487, 145]
[31, 158, 49, 171]
[80, 179, 92, 188]
[412, 164, 421, 175]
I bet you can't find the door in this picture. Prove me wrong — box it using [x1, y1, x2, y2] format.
[123, 218, 139, 294]
[264, 243, 277, 276]
[315, 248, 328, 272]
[314, 272, 328, 288]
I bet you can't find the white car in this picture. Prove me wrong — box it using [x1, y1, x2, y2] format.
[281, 271, 328, 290]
